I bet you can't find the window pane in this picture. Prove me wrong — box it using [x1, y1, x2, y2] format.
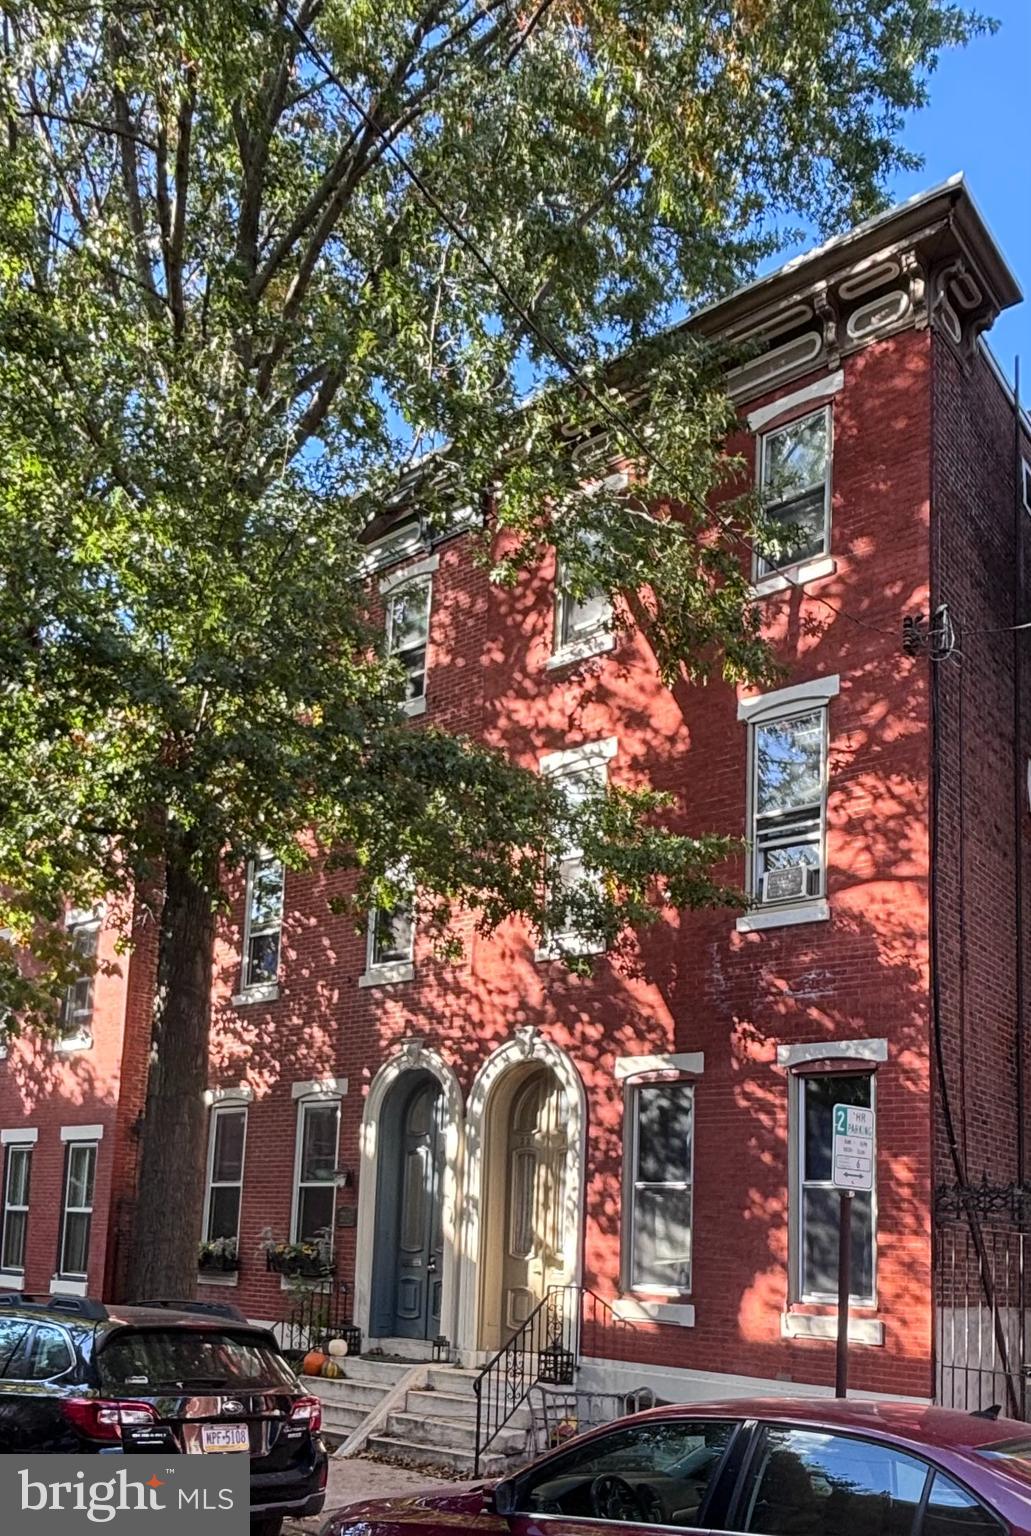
[62, 1210, 91, 1275]
[372, 906, 413, 965]
[924, 1473, 1002, 1534]
[1, 1209, 26, 1271]
[804, 1075, 872, 1182]
[247, 930, 280, 985]
[763, 413, 828, 502]
[389, 584, 430, 651]
[401, 645, 427, 700]
[521, 1418, 736, 1524]
[212, 1110, 246, 1183]
[802, 1187, 874, 1299]
[561, 586, 609, 645]
[7, 1148, 30, 1207]
[0, 1319, 32, 1378]
[250, 861, 283, 928]
[300, 1104, 338, 1183]
[66, 1145, 96, 1210]
[745, 1427, 925, 1536]
[23, 1326, 73, 1381]
[636, 1086, 693, 1185]
[632, 1186, 692, 1290]
[764, 486, 827, 567]
[207, 1185, 242, 1242]
[756, 712, 823, 819]
[297, 1184, 335, 1244]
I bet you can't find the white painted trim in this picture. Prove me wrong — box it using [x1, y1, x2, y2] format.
[201, 1101, 247, 1253]
[539, 736, 618, 775]
[290, 1078, 347, 1101]
[197, 1270, 239, 1288]
[736, 900, 830, 933]
[357, 522, 425, 578]
[614, 1053, 704, 1081]
[50, 1278, 88, 1296]
[231, 983, 279, 1007]
[781, 1312, 884, 1346]
[546, 629, 615, 671]
[204, 1086, 254, 1107]
[400, 696, 427, 718]
[60, 1124, 103, 1142]
[613, 1298, 695, 1328]
[0, 1271, 24, 1289]
[777, 1037, 888, 1068]
[752, 556, 837, 599]
[358, 961, 414, 988]
[457, 1030, 586, 1360]
[747, 370, 844, 433]
[379, 553, 439, 595]
[353, 1044, 464, 1364]
[1, 1128, 37, 1146]
[737, 673, 840, 724]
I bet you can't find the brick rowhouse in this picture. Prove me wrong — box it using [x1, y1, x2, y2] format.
[3, 177, 1028, 1409]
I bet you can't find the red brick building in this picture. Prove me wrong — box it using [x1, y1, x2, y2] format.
[3, 176, 1029, 1412]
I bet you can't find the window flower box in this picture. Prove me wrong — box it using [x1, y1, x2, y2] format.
[198, 1237, 239, 1274]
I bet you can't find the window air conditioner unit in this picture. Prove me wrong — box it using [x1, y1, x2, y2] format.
[760, 865, 820, 905]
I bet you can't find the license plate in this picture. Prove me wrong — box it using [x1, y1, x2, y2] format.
[201, 1422, 249, 1453]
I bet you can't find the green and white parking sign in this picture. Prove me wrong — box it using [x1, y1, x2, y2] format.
[832, 1103, 876, 1191]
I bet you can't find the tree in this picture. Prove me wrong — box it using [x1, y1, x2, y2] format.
[0, 0, 985, 1297]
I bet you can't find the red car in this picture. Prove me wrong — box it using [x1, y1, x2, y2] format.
[323, 1397, 1031, 1535]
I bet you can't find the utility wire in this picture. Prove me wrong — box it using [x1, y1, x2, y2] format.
[276, 0, 898, 642]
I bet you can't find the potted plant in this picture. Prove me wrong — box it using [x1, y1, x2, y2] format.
[261, 1229, 333, 1279]
[198, 1235, 239, 1273]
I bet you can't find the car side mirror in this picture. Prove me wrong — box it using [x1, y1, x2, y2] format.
[489, 1480, 516, 1516]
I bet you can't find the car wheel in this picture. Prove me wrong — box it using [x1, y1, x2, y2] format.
[250, 1519, 283, 1536]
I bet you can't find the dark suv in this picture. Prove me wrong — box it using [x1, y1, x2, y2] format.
[0, 1293, 328, 1536]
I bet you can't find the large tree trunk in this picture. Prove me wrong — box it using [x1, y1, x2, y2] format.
[123, 834, 217, 1301]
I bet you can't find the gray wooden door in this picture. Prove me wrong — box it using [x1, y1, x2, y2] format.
[393, 1079, 444, 1340]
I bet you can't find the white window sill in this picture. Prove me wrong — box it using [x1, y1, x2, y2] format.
[781, 1311, 884, 1346]
[752, 555, 836, 598]
[55, 1035, 93, 1054]
[546, 630, 615, 671]
[358, 961, 414, 988]
[535, 937, 606, 963]
[736, 899, 829, 933]
[613, 1297, 695, 1328]
[0, 1270, 24, 1290]
[51, 1277, 88, 1297]
[197, 1270, 239, 1288]
[232, 983, 280, 1007]
[401, 696, 427, 718]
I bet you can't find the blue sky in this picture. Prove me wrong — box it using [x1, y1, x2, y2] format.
[888, 0, 1029, 384]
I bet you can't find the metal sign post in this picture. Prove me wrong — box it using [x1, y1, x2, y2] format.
[832, 1103, 875, 1397]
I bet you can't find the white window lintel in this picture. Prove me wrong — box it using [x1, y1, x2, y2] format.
[290, 1077, 347, 1101]
[60, 1124, 103, 1143]
[738, 674, 840, 725]
[747, 370, 844, 434]
[540, 736, 618, 776]
[379, 554, 439, 596]
[777, 1037, 888, 1069]
[205, 1085, 255, 1107]
[615, 1052, 704, 1081]
[1, 1128, 38, 1146]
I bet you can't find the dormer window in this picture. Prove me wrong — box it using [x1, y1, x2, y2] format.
[757, 408, 831, 576]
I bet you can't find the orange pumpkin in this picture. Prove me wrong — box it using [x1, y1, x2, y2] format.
[321, 1359, 343, 1379]
[301, 1350, 326, 1376]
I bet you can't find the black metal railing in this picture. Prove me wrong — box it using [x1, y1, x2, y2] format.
[279, 1279, 361, 1361]
[472, 1285, 635, 1475]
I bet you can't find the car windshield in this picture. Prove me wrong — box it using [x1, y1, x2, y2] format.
[98, 1329, 298, 1392]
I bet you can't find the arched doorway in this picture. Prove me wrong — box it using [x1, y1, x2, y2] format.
[370, 1072, 445, 1341]
[478, 1063, 571, 1353]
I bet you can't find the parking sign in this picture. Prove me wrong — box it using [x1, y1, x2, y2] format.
[832, 1103, 875, 1191]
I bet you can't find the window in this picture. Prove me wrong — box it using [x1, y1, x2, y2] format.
[757, 407, 831, 576]
[797, 1072, 875, 1303]
[504, 1417, 738, 1525]
[554, 531, 612, 660]
[20, 1324, 74, 1380]
[0, 1144, 31, 1272]
[58, 915, 99, 1050]
[626, 1084, 693, 1293]
[241, 856, 284, 993]
[750, 706, 827, 904]
[0, 1317, 32, 1378]
[924, 1471, 1003, 1535]
[385, 578, 431, 706]
[539, 739, 617, 956]
[203, 1106, 246, 1244]
[58, 1141, 96, 1278]
[293, 1100, 339, 1245]
[742, 1426, 927, 1535]
[367, 903, 414, 971]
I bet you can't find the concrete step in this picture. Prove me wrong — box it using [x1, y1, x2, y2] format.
[385, 1411, 527, 1458]
[319, 1403, 367, 1435]
[336, 1357, 413, 1387]
[366, 1433, 510, 1479]
[426, 1365, 481, 1396]
[404, 1388, 532, 1427]
[314, 1378, 388, 1412]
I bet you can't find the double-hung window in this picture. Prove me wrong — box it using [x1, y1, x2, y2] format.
[750, 706, 827, 906]
[540, 739, 616, 956]
[361, 865, 415, 985]
[203, 1106, 247, 1245]
[0, 1144, 31, 1273]
[553, 529, 612, 662]
[58, 1141, 96, 1278]
[796, 1072, 875, 1304]
[58, 915, 99, 1051]
[385, 578, 431, 708]
[757, 407, 831, 576]
[293, 1100, 340, 1246]
[241, 856, 284, 994]
[625, 1083, 694, 1294]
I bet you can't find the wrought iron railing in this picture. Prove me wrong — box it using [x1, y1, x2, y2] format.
[279, 1278, 361, 1360]
[472, 1285, 635, 1475]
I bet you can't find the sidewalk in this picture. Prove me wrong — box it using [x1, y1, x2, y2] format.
[285, 1455, 465, 1533]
